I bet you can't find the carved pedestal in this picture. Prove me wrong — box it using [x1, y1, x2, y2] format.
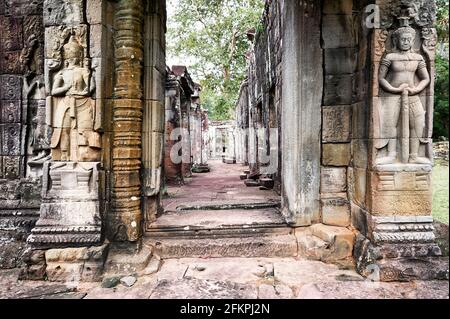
[369, 165, 432, 216]
[28, 162, 103, 247]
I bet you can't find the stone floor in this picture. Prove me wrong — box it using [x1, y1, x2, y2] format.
[1, 161, 447, 299]
[0, 257, 448, 299]
[162, 160, 280, 213]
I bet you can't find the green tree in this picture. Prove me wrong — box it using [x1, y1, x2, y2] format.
[436, 0, 449, 44]
[433, 0, 449, 139]
[434, 55, 449, 139]
[167, 0, 264, 120]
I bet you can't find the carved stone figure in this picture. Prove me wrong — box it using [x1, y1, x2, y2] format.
[376, 26, 431, 165]
[48, 33, 101, 162]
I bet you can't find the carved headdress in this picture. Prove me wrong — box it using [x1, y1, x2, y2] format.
[62, 34, 84, 61]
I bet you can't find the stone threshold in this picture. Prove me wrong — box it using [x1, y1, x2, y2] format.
[176, 200, 281, 211]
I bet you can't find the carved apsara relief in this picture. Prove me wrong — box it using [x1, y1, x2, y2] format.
[46, 27, 101, 162]
[374, 1, 436, 167]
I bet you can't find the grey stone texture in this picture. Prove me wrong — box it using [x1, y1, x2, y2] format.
[0, 0, 45, 270]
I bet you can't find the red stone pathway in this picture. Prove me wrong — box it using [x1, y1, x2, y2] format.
[162, 160, 280, 212]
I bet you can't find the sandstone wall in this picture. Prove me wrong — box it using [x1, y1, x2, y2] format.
[236, 0, 283, 192]
[0, 0, 45, 268]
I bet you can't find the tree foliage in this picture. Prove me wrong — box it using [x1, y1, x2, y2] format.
[433, 0, 449, 139]
[434, 55, 449, 139]
[436, 0, 449, 43]
[167, 0, 264, 120]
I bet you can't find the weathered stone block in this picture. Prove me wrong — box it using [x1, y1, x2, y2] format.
[324, 48, 358, 75]
[352, 102, 368, 139]
[351, 204, 368, 237]
[310, 223, 354, 260]
[296, 228, 328, 261]
[368, 169, 432, 216]
[321, 167, 347, 193]
[2, 155, 21, 179]
[45, 245, 108, 282]
[23, 15, 44, 46]
[352, 140, 369, 170]
[322, 105, 352, 143]
[144, 14, 164, 42]
[0, 51, 23, 74]
[0, 75, 21, 100]
[322, 15, 356, 49]
[4, 0, 43, 16]
[323, 0, 353, 15]
[46, 262, 84, 282]
[0, 16, 23, 51]
[46, 247, 88, 262]
[322, 198, 351, 227]
[89, 24, 107, 59]
[144, 67, 165, 102]
[324, 74, 353, 105]
[43, 0, 85, 27]
[19, 249, 47, 280]
[86, 0, 105, 25]
[352, 70, 367, 102]
[145, 39, 166, 72]
[322, 143, 351, 166]
[0, 100, 21, 123]
[1, 123, 21, 155]
[350, 167, 367, 206]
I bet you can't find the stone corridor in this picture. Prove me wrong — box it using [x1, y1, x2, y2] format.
[161, 160, 280, 216]
[0, 0, 448, 299]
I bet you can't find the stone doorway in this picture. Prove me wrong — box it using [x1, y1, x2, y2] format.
[1, 0, 445, 285]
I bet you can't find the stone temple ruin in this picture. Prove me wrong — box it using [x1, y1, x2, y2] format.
[0, 0, 447, 284]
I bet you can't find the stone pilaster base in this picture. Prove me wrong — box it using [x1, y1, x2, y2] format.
[28, 162, 104, 248]
[354, 216, 449, 281]
[44, 245, 109, 282]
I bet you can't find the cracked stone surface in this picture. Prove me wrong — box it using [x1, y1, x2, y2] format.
[1, 258, 448, 299]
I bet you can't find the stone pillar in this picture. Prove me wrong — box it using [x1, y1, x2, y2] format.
[354, 0, 446, 281]
[180, 100, 192, 177]
[281, 0, 322, 226]
[190, 107, 201, 165]
[164, 73, 183, 183]
[108, 0, 144, 242]
[201, 110, 210, 164]
[29, 0, 106, 247]
[142, 0, 166, 227]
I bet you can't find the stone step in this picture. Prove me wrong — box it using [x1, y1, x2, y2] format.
[147, 207, 288, 238]
[259, 178, 274, 189]
[244, 179, 260, 187]
[145, 234, 298, 259]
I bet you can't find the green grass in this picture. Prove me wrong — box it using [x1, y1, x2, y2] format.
[433, 161, 449, 225]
